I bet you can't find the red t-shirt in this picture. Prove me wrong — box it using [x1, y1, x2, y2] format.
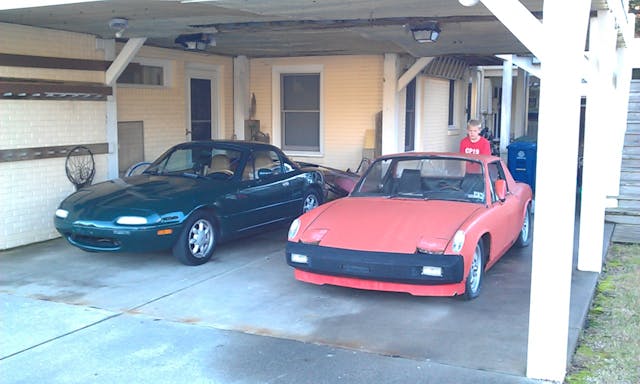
[459, 136, 491, 155]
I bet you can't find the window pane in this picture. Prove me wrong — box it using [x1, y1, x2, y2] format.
[282, 74, 319, 110]
[118, 64, 164, 86]
[283, 112, 320, 151]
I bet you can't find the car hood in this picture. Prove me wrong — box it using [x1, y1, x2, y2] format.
[300, 197, 482, 253]
[61, 175, 228, 218]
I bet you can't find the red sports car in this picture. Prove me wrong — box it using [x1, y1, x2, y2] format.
[286, 152, 533, 300]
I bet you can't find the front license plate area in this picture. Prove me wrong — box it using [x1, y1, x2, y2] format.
[341, 264, 371, 275]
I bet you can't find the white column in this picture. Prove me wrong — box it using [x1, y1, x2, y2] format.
[233, 55, 250, 140]
[606, 16, 636, 207]
[499, 57, 513, 153]
[100, 39, 119, 180]
[578, 11, 617, 272]
[514, 68, 528, 138]
[382, 53, 400, 154]
[526, 0, 591, 381]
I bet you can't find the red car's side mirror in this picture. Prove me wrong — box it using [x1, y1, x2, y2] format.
[495, 179, 507, 201]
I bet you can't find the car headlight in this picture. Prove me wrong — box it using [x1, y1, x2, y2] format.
[55, 209, 69, 219]
[452, 230, 465, 253]
[288, 219, 300, 240]
[116, 216, 148, 225]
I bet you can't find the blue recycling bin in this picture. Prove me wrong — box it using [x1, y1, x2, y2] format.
[507, 137, 537, 193]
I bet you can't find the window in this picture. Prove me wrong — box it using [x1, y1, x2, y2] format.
[273, 65, 323, 156]
[243, 150, 283, 181]
[448, 79, 455, 126]
[405, 79, 416, 151]
[117, 58, 172, 87]
[281, 74, 320, 152]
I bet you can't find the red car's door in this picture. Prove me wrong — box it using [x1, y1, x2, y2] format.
[485, 161, 522, 266]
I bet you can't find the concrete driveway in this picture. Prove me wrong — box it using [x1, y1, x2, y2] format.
[0, 223, 609, 384]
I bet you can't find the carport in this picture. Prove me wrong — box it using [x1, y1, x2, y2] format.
[0, 222, 613, 383]
[0, 1, 635, 382]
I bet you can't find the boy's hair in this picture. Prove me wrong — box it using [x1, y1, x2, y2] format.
[467, 119, 481, 129]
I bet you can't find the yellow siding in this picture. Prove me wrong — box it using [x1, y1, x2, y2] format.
[116, 45, 234, 161]
[0, 22, 103, 83]
[420, 76, 463, 152]
[250, 55, 383, 171]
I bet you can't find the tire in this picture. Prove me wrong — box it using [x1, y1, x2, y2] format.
[172, 212, 217, 266]
[516, 203, 532, 248]
[461, 241, 484, 300]
[301, 190, 321, 214]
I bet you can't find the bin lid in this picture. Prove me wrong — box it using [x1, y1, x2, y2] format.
[508, 136, 537, 149]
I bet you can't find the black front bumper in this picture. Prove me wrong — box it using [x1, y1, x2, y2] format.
[286, 241, 464, 285]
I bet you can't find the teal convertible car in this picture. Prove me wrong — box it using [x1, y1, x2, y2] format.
[54, 141, 325, 265]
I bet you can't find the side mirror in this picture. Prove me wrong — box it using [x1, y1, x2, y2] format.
[257, 168, 273, 179]
[494, 179, 507, 201]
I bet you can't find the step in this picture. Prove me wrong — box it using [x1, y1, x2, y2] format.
[620, 184, 640, 195]
[611, 224, 640, 244]
[622, 146, 640, 156]
[625, 133, 640, 147]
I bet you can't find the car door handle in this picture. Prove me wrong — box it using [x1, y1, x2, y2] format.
[282, 181, 290, 187]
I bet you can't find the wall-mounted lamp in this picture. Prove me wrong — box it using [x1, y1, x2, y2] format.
[174, 33, 216, 51]
[458, 0, 480, 6]
[108, 17, 129, 38]
[411, 22, 441, 43]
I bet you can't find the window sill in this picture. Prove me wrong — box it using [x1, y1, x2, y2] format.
[285, 151, 323, 158]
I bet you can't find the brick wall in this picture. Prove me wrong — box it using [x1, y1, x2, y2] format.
[0, 23, 108, 249]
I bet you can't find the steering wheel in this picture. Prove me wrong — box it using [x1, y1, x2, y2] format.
[208, 170, 234, 178]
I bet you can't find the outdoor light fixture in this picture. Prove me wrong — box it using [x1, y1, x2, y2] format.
[458, 0, 480, 6]
[108, 17, 128, 38]
[411, 22, 441, 43]
[174, 33, 216, 51]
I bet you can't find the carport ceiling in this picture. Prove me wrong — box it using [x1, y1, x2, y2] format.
[0, 0, 595, 65]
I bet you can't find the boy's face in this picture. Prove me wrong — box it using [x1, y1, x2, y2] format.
[467, 125, 481, 142]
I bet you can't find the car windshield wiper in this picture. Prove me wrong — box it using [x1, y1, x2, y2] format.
[389, 192, 425, 199]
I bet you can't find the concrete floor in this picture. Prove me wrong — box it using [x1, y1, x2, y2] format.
[0, 222, 612, 384]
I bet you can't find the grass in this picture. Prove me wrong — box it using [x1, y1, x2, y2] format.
[565, 243, 640, 384]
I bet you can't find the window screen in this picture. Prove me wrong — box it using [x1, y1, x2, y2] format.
[281, 74, 320, 152]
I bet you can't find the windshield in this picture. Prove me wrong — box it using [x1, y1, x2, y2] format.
[352, 156, 486, 203]
[144, 144, 242, 178]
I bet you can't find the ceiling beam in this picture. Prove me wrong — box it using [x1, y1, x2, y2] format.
[105, 37, 147, 87]
[496, 54, 541, 78]
[480, 0, 545, 61]
[397, 57, 433, 91]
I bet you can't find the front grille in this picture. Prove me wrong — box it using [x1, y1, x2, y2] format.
[71, 234, 120, 250]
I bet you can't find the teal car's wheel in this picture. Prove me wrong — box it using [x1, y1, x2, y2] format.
[516, 203, 532, 248]
[173, 212, 216, 266]
[302, 190, 320, 213]
[461, 241, 484, 300]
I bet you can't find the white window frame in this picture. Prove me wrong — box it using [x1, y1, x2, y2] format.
[185, 62, 223, 140]
[117, 57, 173, 88]
[272, 64, 324, 157]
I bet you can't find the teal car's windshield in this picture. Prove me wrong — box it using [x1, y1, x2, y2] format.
[352, 156, 486, 203]
[145, 144, 242, 178]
